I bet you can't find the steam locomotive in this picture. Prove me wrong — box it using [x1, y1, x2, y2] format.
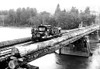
[31, 25, 61, 41]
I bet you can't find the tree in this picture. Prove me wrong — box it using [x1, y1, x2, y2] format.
[40, 11, 51, 25]
[5, 9, 16, 25]
[70, 7, 79, 14]
[48, 17, 57, 27]
[16, 8, 22, 24]
[84, 7, 90, 14]
[54, 4, 61, 17]
[80, 7, 96, 26]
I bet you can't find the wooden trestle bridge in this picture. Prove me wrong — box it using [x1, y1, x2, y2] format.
[0, 24, 100, 69]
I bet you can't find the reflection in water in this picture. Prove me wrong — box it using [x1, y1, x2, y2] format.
[29, 53, 90, 69]
[55, 54, 90, 69]
[88, 44, 100, 69]
[29, 43, 100, 69]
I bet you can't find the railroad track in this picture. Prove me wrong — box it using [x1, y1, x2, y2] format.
[0, 28, 80, 49]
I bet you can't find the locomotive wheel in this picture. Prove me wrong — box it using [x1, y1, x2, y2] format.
[31, 38, 35, 41]
[31, 36, 35, 41]
[32, 37, 42, 42]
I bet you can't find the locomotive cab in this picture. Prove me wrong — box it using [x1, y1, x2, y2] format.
[38, 25, 52, 37]
[31, 25, 50, 41]
[37, 26, 47, 36]
[38, 26, 47, 32]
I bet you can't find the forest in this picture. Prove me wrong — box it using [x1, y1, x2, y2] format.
[0, 4, 97, 29]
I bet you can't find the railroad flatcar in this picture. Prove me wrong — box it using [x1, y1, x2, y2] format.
[31, 25, 61, 41]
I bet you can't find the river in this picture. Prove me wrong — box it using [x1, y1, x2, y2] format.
[29, 39, 100, 69]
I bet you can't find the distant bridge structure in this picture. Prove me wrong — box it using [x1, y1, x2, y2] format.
[0, 24, 100, 69]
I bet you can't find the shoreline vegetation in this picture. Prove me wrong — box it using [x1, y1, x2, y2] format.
[0, 4, 97, 29]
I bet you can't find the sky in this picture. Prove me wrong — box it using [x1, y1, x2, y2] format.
[0, 0, 100, 14]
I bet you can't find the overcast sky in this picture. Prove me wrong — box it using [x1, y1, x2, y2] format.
[0, 0, 100, 14]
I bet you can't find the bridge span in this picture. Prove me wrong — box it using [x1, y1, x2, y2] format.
[0, 24, 100, 69]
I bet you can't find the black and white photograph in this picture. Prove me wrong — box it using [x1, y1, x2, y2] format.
[0, 0, 100, 69]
